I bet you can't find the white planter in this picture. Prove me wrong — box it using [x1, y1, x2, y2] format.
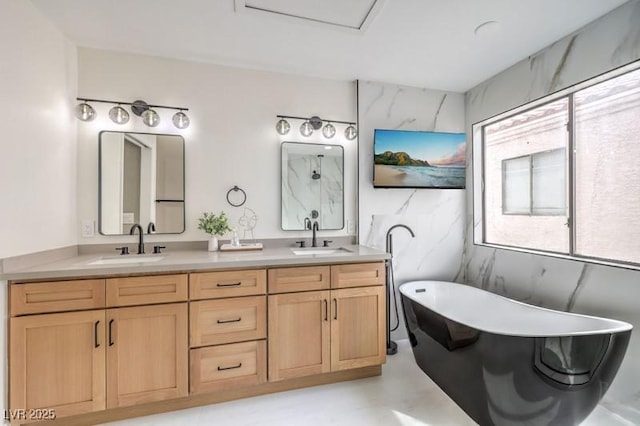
[208, 236, 219, 252]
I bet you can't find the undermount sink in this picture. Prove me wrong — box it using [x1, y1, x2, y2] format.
[291, 247, 352, 255]
[87, 255, 165, 265]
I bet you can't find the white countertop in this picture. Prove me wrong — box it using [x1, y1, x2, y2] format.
[2, 245, 390, 282]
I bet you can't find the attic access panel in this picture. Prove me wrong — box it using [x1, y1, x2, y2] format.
[235, 0, 385, 31]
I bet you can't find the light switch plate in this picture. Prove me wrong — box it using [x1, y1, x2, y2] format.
[81, 220, 95, 238]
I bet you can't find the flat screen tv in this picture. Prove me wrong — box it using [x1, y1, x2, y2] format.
[373, 129, 466, 189]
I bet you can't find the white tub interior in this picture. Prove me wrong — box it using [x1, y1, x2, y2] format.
[400, 281, 632, 337]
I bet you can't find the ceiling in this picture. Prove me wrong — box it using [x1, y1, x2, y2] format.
[30, 0, 627, 92]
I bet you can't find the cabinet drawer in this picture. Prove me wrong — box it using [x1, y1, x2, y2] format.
[190, 270, 266, 300]
[331, 263, 385, 289]
[10, 280, 106, 316]
[190, 340, 266, 394]
[268, 266, 331, 294]
[106, 274, 187, 307]
[190, 296, 266, 347]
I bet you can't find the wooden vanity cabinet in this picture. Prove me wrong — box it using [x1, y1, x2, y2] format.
[9, 273, 189, 419]
[189, 269, 268, 395]
[106, 303, 188, 408]
[267, 262, 386, 381]
[10, 309, 106, 418]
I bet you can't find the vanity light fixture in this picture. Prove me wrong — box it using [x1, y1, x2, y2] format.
[276, 118, 291, 135]
[75, 98, 190, 129]
[75, 102, 96, 121]
[276, 115, 356, 139]
[108, 104, 130, 125]
[322, 122, 336, 139]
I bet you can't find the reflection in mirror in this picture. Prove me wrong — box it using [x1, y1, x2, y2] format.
[281, 142, 344, 231]
[99, 131, 185, 235]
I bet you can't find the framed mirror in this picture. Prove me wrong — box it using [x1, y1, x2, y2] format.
[281, 142, 344, 230]
[99, 131, 185, 235]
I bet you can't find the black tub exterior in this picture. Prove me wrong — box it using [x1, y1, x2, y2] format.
[401, 294, 631, 426]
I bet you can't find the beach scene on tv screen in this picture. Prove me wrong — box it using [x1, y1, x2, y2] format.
[374, 129, 466, 188]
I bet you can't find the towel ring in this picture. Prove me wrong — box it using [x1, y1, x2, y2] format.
[226, 185, 247, 207]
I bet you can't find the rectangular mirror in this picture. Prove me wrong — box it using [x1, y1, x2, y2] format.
[99, 131, 185, 235]
[281, 142, 344, 230]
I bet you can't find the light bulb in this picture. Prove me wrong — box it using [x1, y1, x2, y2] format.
[322, 122, 336, 138]
[300, 121, 313, 137]
[75, 102, 96, 121]
[345, 125, 357, 140]
[142, 109, 160, 127]
[109, 105, 130, 124]
[276, 118, 290, 135]
[172, 111, 190, 129]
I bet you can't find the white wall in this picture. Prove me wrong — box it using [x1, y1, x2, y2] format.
[357, 81, 466, 339]
[0, 0, 78, 259]
[76, 48, 357, 245]
[0, 0, 78, 415]
[465, 1, 640, 422]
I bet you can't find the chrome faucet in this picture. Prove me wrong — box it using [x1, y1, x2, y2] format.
[312, 221, 319, 247]
[129, 224, 145, 254]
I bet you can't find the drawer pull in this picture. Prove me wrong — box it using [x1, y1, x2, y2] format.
[323, 299, 328, 321]
[94, 321, 100, 348]
[217, 282, 242, 287]
[217, 317, 242, 324]
[217, 362, 242, 371]
[108, 319, 115, 346]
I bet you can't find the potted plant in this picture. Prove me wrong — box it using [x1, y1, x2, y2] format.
[198, 211, 232, 251]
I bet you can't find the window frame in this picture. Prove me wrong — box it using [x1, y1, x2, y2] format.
[472, 60, 640, 271]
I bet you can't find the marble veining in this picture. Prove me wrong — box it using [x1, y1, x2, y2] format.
[431, 94, 447, 131]
[566, 263, 592, 312]
[548, 34, 578, 93]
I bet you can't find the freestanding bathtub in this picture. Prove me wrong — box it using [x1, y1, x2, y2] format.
[400, 281, 632, 426]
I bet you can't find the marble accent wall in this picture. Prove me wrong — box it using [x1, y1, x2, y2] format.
[358, 81, 466, 339]
[465, 1, 640, 422]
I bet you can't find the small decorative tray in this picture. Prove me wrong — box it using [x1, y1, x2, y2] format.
[219, 242, 263, 252]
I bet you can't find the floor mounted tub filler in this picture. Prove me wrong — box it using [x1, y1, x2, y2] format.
[400, 281, 632, 426]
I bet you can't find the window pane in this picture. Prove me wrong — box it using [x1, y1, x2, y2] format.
[502, 156, 530, 214]
[484, 98, 569, 252]
[532, 149, 566, 215]
[575, 68, 640, 263]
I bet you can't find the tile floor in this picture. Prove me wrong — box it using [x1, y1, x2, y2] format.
[104, 340, 627, 426]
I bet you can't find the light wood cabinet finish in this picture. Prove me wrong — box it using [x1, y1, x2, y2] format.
[268, 291, 331, 381]
[106, 274, 187, 307]
[10, 310, 106, 418]
[190, 340, 266, 394]
[10, 279, 105, 316]
[190, 269, 266, 300]
[107, 303, 188, 408]
[190, 296, 266, 347]
[330, 262, 385, 289]
[330, 286, 386, 371]
[268, 266, 330, 294]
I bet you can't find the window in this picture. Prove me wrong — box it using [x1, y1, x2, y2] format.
[502, 149, 566, 216]
[475, 63, 640, 267]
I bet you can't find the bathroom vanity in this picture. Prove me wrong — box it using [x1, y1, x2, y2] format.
[3, 246, 388, 425]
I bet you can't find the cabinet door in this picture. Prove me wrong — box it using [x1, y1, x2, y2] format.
[268, 291, 330, 381]
[330, 286, 386, 371]
[107, 303, 188, 408]
[10, 310, 106, 418]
